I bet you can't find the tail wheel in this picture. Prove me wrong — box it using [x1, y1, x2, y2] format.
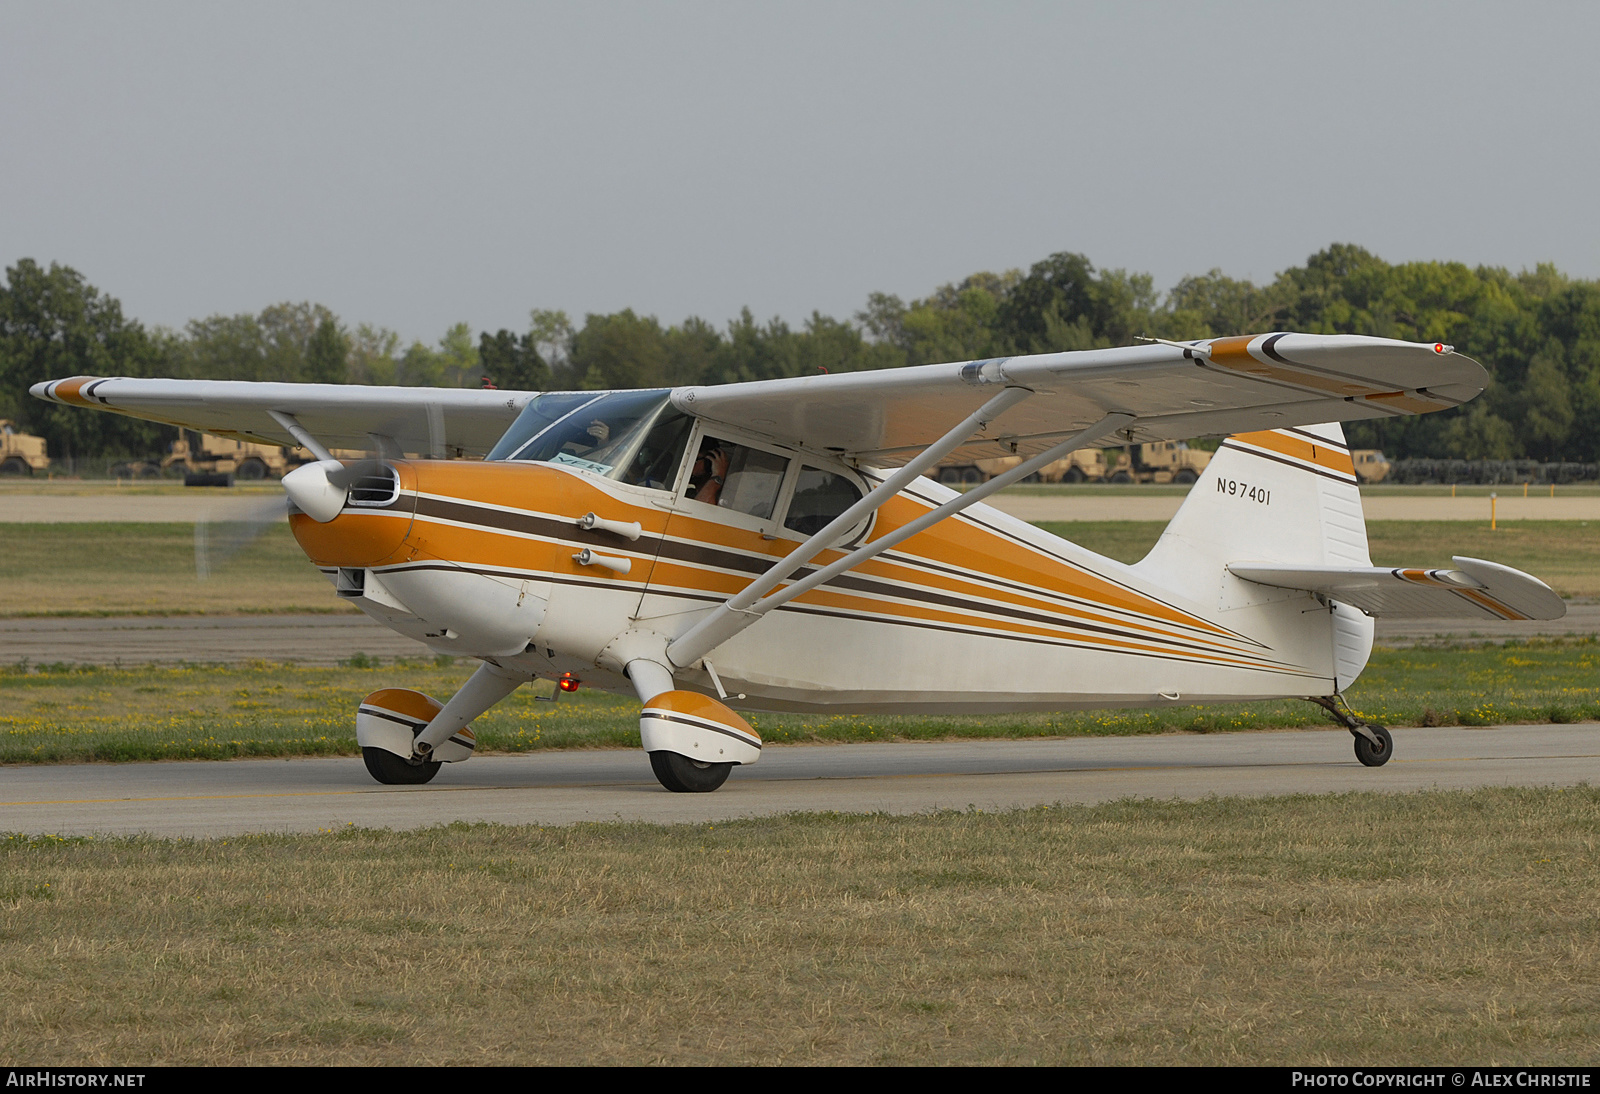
[362, 746, 442, 785]
[1353, 724, 1393, 767]
[649, 751, 733, 793]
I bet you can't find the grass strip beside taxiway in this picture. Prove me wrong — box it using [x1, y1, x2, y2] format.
[3, 637, 1598, 764]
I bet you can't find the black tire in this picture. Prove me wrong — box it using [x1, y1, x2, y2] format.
[0, 457, 29, 476]
[1353, 724, 1393, 767]
[938, 468, 962, 485]
[1109, 471, 1133, 484]
[960, 468, 983, 485]
[1064, 467, 1086, 484]
[362, 746, 442, 785]
[110, 462, 133, 479]
[236, 458, 268, 481]
[649, 750, 733, 793]
[1174, 469, 1198, 484]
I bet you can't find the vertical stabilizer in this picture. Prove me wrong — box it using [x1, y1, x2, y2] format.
[1131, 423, 1374, 690]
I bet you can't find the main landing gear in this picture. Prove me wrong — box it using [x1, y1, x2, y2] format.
[1309, 694, 1393, 767]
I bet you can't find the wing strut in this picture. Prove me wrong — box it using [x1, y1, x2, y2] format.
[268, 410, 334, 462]
[665, 410, 1134, 669]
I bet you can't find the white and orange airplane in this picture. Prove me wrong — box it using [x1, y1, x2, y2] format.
[33, 333, 1564, 792]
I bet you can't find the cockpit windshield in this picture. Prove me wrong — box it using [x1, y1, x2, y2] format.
[486, 389, 693, 491]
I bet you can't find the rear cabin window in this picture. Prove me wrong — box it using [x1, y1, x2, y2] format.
[784, 467, 863, 535]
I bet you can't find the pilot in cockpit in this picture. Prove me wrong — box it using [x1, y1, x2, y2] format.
[686, 437, 731, 506]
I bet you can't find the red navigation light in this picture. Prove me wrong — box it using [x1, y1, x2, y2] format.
[1433, 343, 1445, 353]
[557, 673, 581, 693]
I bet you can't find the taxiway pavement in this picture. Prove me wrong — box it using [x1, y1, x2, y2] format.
[3, 725, 1595, 837]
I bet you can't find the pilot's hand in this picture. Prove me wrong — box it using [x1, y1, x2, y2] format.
[586, 420, 610, 444]
[710, 448, 730, 477]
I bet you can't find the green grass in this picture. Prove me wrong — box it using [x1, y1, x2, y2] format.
[1036, 519, 1600, 598]
[4, 638, 1598, 764]
[2, 787, 1597, 1064]
[0, 522, 349, 616]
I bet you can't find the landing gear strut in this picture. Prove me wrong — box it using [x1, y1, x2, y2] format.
[1309, 694, 1393, 767]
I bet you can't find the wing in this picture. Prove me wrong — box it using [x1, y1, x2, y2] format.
[33, 332, 1483, 464]
[1228, 557, 1566, 621]
[674, 332, 1485, 464]
[30, 376, 535, 457]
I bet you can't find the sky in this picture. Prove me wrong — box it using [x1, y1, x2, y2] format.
[3, 1, 1597, 346]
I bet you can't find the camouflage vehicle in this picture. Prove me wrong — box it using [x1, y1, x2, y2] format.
[1352, 449, 1391, 483]
[0, 420, 50, 475]
[1106, 441, 1212, 484]
[162, 432, 299, 480]
[931, 448, 1106, 485]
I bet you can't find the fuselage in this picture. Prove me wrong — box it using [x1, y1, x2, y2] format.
[291, 456, 1344, 715]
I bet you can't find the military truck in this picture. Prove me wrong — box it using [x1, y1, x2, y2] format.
[932, 448, 1107, 485]
[1105, 441, 1212, 484]
[0, 421, 50, 476]
[1352, 449, 1391, 484]
[162, 432, 299, 480]
[103, 431, 304, 485]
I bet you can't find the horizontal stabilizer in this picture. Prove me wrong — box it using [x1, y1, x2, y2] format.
[1227, 556, 1566, 621]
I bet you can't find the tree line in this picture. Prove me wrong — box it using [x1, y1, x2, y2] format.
[2, 244, 1596, 462]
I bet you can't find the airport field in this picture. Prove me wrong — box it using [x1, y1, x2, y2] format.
[3, 637, 1597, 763]
[2, 516, 1597, 617]
[2, 502, 1597, 1066]
[1, 786, 1596, 1065]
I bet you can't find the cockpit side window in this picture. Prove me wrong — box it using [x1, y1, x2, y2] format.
[685, 434, 790, 520]
[617, 409, 693, 490]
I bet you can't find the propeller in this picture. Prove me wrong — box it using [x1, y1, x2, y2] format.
[194, 494, 292, 581]
[195, 454, 394, 578]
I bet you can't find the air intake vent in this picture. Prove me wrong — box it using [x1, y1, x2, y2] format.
[347, 465, 400, 507]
